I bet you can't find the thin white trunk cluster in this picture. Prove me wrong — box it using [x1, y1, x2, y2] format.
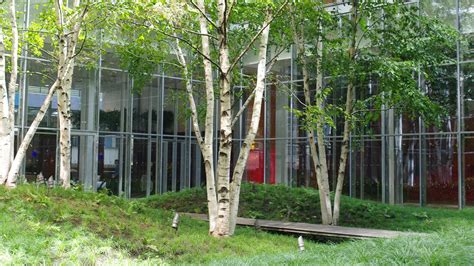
[290, 2, 358, 226]
[4, 0, 87, 188]
[171, 0, 277, 236]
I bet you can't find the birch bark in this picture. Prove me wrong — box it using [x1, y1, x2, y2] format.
[214, 0, 233, 237]
[6, 0, 86, 187]
[196, 0, 218, 235]
[56, 0, 83, 188]
[228, 10, 272, 235]
[0, 27, 10, 185]
[6, 0, 19, 185]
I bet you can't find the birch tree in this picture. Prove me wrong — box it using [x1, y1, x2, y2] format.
[292, 0, 457, 225]
[120, 0, 288, 236]
[0, 0, 19, 186]
[6, 0, 90, 187]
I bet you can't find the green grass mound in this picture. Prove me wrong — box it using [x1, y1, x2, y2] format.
[2, 184, 474, 264]
[0, 185, 328, 264]
[144, 183, 474, 232]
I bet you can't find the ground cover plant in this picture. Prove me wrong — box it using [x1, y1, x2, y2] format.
[145, 183, 474, 233]
[1, 184, 474, 264]
[0, 185, 322, 264]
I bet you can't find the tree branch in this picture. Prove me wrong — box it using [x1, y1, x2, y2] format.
[228, 0, 289, 73]
[231, 87, 256, 128]
[189, 0, 217, 29]
[134, 19, 223, 73]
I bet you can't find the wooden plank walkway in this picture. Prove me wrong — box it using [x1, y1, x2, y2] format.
[183, 213, 424, 240]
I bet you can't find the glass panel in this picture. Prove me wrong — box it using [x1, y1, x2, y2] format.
[352, 138, 383, 201]
[25, 133, 57, 183]
[267, 140, 290, 185]
[421, 0, 457, 28]
[151, 78, 161, 135]
[163, 78, 186, 135]
[162, 138, 175, 192]
[190, 141, 204, 188]
[26, 60, 57, 128]
[97, 135, 122, 195]
[425, 65, 457, 133]
[72, 67, 97, 130]
[463, 63, 474, 131]
[150, 140, 158, 195]
[461, 0, 474, 61]
[131, 138, 148, 197]
[424, 134, 458, 206]
[464, 133, 474, 206]
[245, 139, 265, 184]
[99, 70, 127, 132]
[402, 137, 420, 204]
[132, 78, 159, 134]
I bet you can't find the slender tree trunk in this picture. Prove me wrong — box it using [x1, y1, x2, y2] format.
[333, 82, 353, 225]
[57, 67, 73, 188]
[7, 81, 59, 183]
[7, 0, 86, 187]
[0, 27, 10, 185]
[196, 0, 218, 235]
[213, 0, 232, 237]
[229, 10, 272, 235]
[56, 0, 84, 189]
[314, 31, 333, 225]
[290, 11, 333, 224]
[333, 1, 358, 225]
[6, 0, 19, 186]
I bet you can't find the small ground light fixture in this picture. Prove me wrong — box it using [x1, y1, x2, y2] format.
[172, 212, 180, 232]
[298, 236, 305, 251]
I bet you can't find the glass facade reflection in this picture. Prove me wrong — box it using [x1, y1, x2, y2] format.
[7, 1, 474, 208]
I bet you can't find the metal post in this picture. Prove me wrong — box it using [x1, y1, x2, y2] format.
[455, 0, 465, 209]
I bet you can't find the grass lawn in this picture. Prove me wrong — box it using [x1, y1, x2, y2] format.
[1, 184, 473, 264]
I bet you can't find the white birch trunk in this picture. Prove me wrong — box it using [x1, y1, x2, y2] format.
[57, 67, 73, 188]
[56, 0, 84, 189]
[228, 11, 272, 235]
[214, 0, 232, 237]
[196, 0, 218, 235]
[0, 27, 10, 185]
[7, 0, 85, 187]
[5, 0, 19, 187]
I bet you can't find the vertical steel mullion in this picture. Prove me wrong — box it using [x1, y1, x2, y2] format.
[93, 31, 102, 191]
[416, 1, 426, 207]
[456, 0, 465, 209]
[146, 78, 153, 197]
[158, 68, 165, 194]
[349, 133, 353, 197]
[381, 98, 386, 203]
[289, 45, 294, 187]
[263, 82, 267, 184]
[126, 77, 134, 198]
[19, 0, 31, 178]
[172, 87, 178, 191]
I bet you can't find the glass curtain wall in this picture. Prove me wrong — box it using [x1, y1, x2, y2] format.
[9, 0, 473, 208]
